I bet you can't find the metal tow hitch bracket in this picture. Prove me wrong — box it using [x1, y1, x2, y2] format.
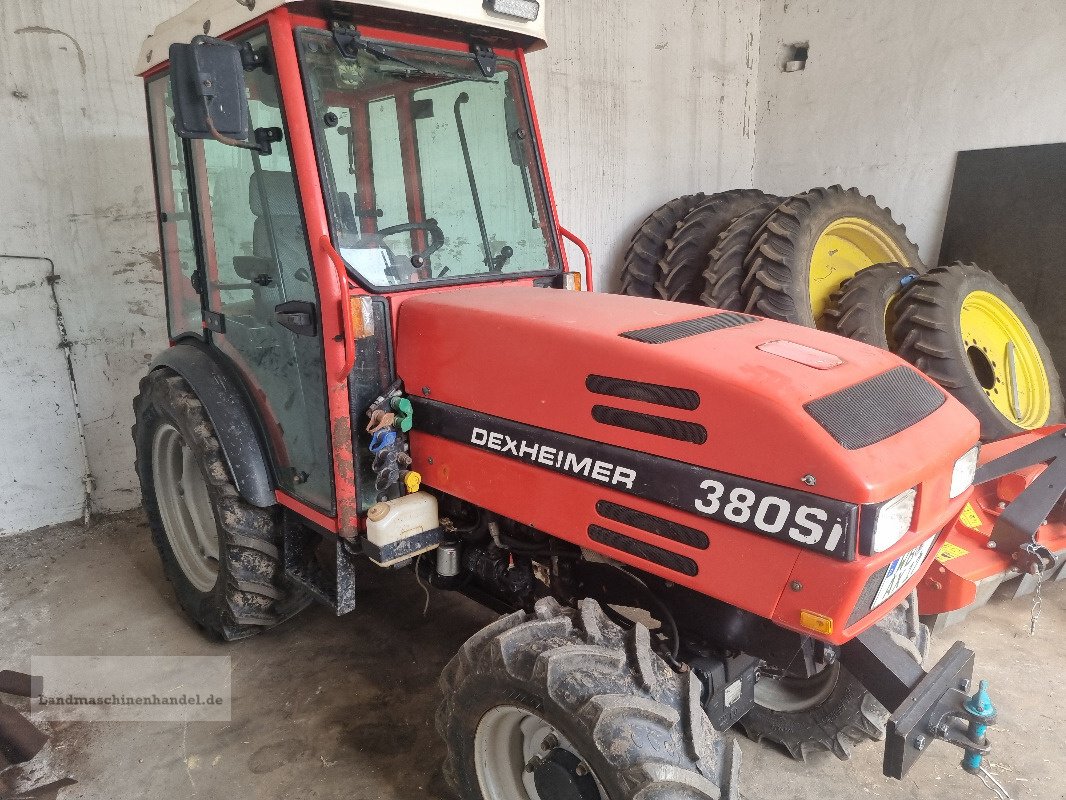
[843, 628, 998, 782]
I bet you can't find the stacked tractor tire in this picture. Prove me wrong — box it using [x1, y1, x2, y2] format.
[619, 185, 1063, 441]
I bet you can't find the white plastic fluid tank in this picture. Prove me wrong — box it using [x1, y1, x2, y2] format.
[364, 491, 441, 567]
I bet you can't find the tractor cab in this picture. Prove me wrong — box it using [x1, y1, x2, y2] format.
[139, 0, 575, 531]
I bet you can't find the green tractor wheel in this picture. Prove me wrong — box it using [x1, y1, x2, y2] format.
[893, 262, 1063, 440]
[742, 186, 923, 329]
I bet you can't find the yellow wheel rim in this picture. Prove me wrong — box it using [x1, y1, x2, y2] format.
[959, 290, 1051, 429]
[809, 217, 911, 325]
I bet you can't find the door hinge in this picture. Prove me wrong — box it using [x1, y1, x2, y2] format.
[203, 310, 226, 334]
[471, 43, 497, 77]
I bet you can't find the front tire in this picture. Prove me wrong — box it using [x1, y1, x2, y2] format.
[739, 592, 928, 761]
[438, 597, 741, 800]
[133, 368, 309, 641]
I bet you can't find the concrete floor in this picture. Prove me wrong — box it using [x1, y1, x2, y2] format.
[0, 510, 1062, 800]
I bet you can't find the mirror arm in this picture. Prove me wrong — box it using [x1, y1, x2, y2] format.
[200, 97, 281, 155]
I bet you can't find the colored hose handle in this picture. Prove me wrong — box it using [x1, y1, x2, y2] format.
[559, 227, 593, 293]
[318, 235, 356, 382]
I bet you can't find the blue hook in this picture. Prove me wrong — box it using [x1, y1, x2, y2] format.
[369, 429, 397, 453]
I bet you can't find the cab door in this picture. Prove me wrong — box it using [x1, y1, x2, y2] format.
[192, 29, 334, 512]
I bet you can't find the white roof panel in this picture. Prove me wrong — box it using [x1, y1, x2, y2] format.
[136, 0, 546, 74]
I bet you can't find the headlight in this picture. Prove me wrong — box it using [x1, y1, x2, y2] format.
[950, 445, 980, 499]
[485, 0, 541, 21]
[868, 488, 917, 553]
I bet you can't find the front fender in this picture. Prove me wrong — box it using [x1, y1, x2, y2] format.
[150, 341, 275, 508]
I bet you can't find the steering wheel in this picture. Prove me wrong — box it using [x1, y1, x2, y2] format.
[360, 219, 445, 280]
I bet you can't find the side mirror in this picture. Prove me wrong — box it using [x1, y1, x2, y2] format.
[170, 36, 250, 143]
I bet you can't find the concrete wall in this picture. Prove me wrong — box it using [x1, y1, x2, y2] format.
[0, 0, 187, 534]
[753, 0, 1066, 262]
[527, 0, 760, 292]
[0, 0, 760, 535]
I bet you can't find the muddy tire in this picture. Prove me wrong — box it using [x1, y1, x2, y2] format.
[438, 597, 741, 800]
[742, 186, 923, 328]
[133, 368, 309, 641]
[701, 197, 783, 310]
[739, 593, 928, 761]
[823, 263, 920, 349]
[892, 262, 1063, 440]
[658, 190, 774, 304]
[619, 195, 706, 297]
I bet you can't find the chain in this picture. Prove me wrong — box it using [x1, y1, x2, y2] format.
[1029, 569, 1043, 636]
[978, 765, 1013, 800]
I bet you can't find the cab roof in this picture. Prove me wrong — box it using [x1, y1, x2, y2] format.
[136, 0, 547, 74]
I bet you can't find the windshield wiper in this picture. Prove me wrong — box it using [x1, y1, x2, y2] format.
[332, 23, 489, 83]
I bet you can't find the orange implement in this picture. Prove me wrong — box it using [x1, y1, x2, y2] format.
[919, 425, 1066, 630]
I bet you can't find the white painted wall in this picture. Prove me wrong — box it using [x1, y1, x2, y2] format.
[0, 0, 191, 535]
[0, 0, 760, 534]
[527, 0, 761, 292]
[753, 0, 1066, 262]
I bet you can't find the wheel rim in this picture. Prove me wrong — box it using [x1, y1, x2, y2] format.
[151, 423, 220, 592]
[959, 290, 1051, 429]
[809, 217, 911, 325]
[475, 705, 605, 800]
[754, 663, 840, 713]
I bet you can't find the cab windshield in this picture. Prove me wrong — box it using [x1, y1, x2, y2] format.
[297, 29, 561, 289]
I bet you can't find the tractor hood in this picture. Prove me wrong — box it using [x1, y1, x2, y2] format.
[395, 286, 979, 517]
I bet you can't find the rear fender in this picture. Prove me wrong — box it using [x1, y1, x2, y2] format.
[150, 341, 275, 508]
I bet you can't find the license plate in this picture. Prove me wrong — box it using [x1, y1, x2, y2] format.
[871, 535, 937, 609]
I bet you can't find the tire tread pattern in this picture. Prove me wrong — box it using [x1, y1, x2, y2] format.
[741, 186, 923, 327]
[438, 597, 740, 800]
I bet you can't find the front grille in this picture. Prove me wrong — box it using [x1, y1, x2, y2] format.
[592, 405, 708, 445]
[805, 366, 945, 450]
[586, 374, 701, 411]
[596, 500, 709, 549]
[588, 525, 699, 576]
[620, 312, 758, 344]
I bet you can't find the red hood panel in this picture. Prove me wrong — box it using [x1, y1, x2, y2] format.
[395, 287, 979, 507]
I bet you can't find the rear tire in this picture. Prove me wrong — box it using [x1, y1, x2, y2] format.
[701, 197, 783, 310]
[823, 263, 920, 350]
[619, 195, 706, 297]
[438, 597, 741, 800]
[892, 263, 1063, 440]
[658, 190, 773, 304]
[742, 186, 922, 328]
[738, 593, 928, 761]
[133, 368, 309, 641]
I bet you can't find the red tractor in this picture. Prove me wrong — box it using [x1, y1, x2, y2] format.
[133, 2, 1000, 797]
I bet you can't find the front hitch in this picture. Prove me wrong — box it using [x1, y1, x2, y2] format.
[841, 627, 997, 780]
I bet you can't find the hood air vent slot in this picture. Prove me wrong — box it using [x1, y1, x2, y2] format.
[588, 525, 699, 576]
[586, 375, 700, 411]
[596, 501, 709, 549]
[592, 405, 708, 445]
[620, 312, 758, 344]
[805, 366, 946, 450]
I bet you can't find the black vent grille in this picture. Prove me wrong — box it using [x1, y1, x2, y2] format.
[846, 562, 893, 628]
[592, 405, 708, 445]
[621, 312, 758, 344]
[588, 525, 699, 576]
[596, 501, 709, 549]
[586, 375, 701, 411]
[805, 366, 945, 450]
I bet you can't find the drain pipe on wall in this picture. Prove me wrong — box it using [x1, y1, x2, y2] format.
[0, 254, 95, 527]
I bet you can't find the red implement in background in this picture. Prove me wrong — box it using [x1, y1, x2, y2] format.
[919, 425, 1066, 630]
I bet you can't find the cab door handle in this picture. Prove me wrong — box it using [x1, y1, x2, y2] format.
[274, 301, 318, 336]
